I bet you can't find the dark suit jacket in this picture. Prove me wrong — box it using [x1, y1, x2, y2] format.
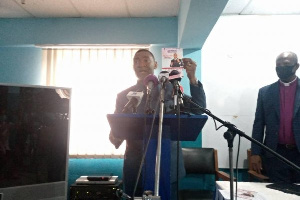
[170, 58, 183, 67]
[112, 80, 206, 196]
[251, 78, 300, 157]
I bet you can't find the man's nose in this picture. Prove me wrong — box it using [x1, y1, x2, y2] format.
[137, 62, 147, 68]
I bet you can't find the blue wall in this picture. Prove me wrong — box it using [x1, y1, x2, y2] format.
[0, 47, 42, 85]
[0, 18, 177, 46]
[181, 49, 203, 147]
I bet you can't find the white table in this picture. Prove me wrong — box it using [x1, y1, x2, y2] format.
[215, 181, 300, 200]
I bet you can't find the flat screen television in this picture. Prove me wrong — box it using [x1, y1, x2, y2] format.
[0, 84, 71, 200]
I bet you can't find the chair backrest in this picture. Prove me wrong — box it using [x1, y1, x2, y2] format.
[182, 147, 216, 175]
[247, 148, 269, 182]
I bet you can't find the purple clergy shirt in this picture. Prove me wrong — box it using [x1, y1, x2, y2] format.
[278, 78, 298, 144]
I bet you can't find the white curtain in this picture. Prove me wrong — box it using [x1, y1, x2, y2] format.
[42, 48, 140, 157]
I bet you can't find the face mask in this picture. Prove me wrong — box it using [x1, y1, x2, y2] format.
[276, 65, 295, 80]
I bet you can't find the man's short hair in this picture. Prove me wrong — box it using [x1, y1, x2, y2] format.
[135, 49, 155, 60]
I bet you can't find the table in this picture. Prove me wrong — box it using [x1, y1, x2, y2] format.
[215, 181, 300, 200]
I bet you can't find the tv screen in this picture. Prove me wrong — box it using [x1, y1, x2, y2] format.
[0, 84, 71, 200]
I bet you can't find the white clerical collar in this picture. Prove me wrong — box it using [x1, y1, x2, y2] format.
[279, 76, 298, 86]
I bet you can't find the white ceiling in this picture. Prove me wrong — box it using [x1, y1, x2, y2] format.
[0, 0, 300, 18]
[223, 0, 300, 15]
[0, 0, 180, 18]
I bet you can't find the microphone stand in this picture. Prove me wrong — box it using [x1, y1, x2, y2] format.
[171, 81, 181, 200]
[173, 81, 179, 110]
[182, 94, 300, 200]
[145, 91, 155, 114]
[151, 81, 167, 200]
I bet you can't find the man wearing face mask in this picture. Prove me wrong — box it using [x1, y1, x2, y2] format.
[251, 51, 300, 183]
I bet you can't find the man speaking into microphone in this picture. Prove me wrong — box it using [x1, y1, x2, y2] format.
[109, 49, 206, 199]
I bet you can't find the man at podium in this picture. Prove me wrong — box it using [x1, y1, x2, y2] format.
[109, 49, 206, 199]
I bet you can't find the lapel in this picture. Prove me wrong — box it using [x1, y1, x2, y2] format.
[294, 79, 300, 117]
[269, 81, 280, 118]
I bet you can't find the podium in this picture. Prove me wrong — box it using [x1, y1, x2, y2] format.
[107, 113, 208, 200]
[107, 114, 208, 141]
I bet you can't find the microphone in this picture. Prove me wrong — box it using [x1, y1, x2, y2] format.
[158, 71, 169, 84]
[144, 74, 159, 95]
[122, 91, 144, 113]
[169, 69, 182, 83]
[143, 74, 159, 114]
[169, 70, 182, 109]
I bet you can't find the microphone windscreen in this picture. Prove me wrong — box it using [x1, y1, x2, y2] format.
[169, 69, 180, 76]
[158, 71, 169, 82]
[143, 74, 159, 87]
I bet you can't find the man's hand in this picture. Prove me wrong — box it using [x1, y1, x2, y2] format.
[109, 131, 123, 149]
[182, 58, 197, 84]
[251, 155, 262, 174]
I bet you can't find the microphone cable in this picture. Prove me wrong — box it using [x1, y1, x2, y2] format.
[169, 69, 184, 198]
[171, 81, 182, 200]
[176, 95, 181, 200]
[132, 88, 161, 199]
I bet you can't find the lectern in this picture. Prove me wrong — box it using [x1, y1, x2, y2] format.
[107, 113, 208, 200]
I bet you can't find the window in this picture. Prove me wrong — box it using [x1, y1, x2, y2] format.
[42, 47, 143, 157]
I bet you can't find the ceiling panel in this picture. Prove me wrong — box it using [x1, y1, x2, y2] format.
[241, 0, 300, 15]
[17, 0, 80, 17]
[127, 0, 179, 17]
[222, 0, 250, 14]
[1, 0, 300, 19]
[71, 0, 129, 17]
[0, 0, 32, 18]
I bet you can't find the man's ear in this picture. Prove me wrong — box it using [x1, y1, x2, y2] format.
[294, 63, 299, 72]
[154, 61, 158, 69]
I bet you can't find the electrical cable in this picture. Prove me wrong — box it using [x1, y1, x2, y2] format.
[176, 88, 181, 200]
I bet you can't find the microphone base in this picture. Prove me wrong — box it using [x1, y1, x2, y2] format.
[143, 196, 161, 200]
[133, 195, 160, 200]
